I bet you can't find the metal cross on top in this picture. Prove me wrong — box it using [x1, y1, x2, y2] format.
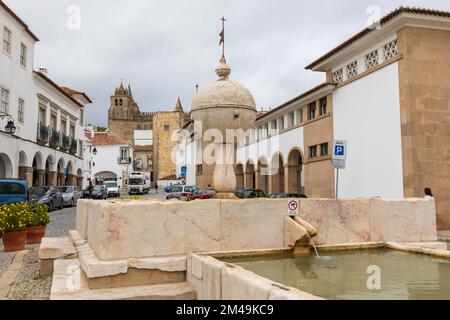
[219, 16, 226, 56]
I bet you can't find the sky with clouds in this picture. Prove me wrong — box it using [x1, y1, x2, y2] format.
[5, 0, 450, 126]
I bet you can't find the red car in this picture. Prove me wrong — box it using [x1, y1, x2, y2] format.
[187, 188, 216, 200]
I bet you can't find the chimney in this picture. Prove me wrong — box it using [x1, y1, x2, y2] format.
[38, 67, 48, 75]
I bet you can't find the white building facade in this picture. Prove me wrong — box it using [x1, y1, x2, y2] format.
[0, 1, 91, 188]
[83, 131, 134, 189]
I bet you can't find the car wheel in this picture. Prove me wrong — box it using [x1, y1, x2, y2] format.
[71, 199, 74, 207]
[60, 200, 64, 210]
[48, 202, 53, 212]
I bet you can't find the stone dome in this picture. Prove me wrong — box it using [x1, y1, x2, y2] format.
[191, 56, 256, 112]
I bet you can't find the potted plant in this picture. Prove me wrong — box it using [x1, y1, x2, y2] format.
[0, 203, 29, 252]
[26, 201, 50, 244]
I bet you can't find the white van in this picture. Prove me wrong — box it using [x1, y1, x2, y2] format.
[128, 172, 151, 195]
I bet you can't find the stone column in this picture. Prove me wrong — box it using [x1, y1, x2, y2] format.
[57, 173, 65, 186]
[37, 169, 45, 187]
[269, 170, 280, 195]
[284, 165, 291, 193]
[76, 176, 83, 190]
[67, 174, 77, 186]
[48, 171, 57, 187]
[22, 166, 33, 187]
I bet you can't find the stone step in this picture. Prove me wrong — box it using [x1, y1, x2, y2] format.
[51, 259, 196, 300]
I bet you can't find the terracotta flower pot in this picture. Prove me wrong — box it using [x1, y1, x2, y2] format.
[2, 230, 27, 252]
[26, 226, 47, 244]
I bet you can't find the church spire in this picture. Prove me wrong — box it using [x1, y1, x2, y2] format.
[174, 97, 183, 112]
[128, 84, 133, 99]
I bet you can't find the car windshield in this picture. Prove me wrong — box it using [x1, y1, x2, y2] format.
[58, 187, 72, 193]
[129, 179, 142, 185]
[31, 187, 50, 196]
[105, 182, 117, 188]
[93, 186, 103, 191]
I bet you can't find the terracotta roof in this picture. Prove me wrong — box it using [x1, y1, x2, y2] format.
[60, 87, 93, 103]
[34, 71, 87, 108]
[85, 132, 129, 146]
[256, 83, 333, 121]
[134, 145, 153, 152]
[305, 7, 450, 70]
[0, 1, 39, 41]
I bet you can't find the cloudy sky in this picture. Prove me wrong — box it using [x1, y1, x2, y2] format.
[6, 0, 450, 126]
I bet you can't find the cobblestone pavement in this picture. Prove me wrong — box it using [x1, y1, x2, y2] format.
[0, 252, 16, 278]
[7, 249, 51, 300]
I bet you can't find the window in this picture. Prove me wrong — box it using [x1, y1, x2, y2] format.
[365, 50, 379, 70]
[383, 40, 398, 61]
[143, 124, 148, 130]
[38, 105, 46, 125]
[70, 123, 75, 138]
[61, 118, 67, 135]
[1, 88, 9, 114]
[164, 125, 170, 132]
[196, 164, 203, 175]
[309, 145, 318, 158]
[18, 99, 24, 123]
[332, 69, 343, 84]
[50, 113, 57, 130]
[3, 27, 11, 54]
[298, 109, 304, 124]
[308, 102, 316, 120]
[319, 98, 327, 116]
[20, 43, 27, 68]
[346, 61, 358, 79]
[115, 99, 118, 106]
[119, 99, 123, 106]
[289, 112, 295, 127]
[120, 148, 129, 161]
[320, 143, 329, 156]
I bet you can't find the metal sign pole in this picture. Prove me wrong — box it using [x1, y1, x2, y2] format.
[336, 168, 339, 199]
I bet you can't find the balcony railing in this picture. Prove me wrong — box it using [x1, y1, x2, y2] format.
[60, 134, 70, 151]
[69, 138, 78, 155]
[49, 129, 61, 148]
[37, 122, 49, 145]
[118, 156, 132, 164]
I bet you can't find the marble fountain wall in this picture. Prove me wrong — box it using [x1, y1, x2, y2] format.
[76, 198, 438, 261]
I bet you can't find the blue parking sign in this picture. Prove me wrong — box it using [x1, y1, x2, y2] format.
[332, 140, 347, 160]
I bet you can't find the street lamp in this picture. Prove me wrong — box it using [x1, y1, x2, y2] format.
[5, 119, 16, 135]
[0, 114, 16, 135]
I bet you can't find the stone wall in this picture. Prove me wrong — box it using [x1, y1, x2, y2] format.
[76, 198, 437, 261]
[397, 26, 450, 229]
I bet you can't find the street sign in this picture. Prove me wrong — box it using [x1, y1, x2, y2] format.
[288, 199, 299, 217]
[180, 166, 187, 178]
[332, 159, 346, 169]
[332, 140, 347, 160]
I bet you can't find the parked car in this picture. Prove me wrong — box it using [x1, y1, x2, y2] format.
[187, 188, 217, 200]
[82, 185, 108, 200]
[166, 185, 199, 201]
[30, 186, 64, 212]
[234, 189, 267, 199]
[269, 193, 308, 199]
[164, 184, 183, 193]
[0, 179, 29, 205]
[104, 181, 120, 198]
[58, 186, 82, 207]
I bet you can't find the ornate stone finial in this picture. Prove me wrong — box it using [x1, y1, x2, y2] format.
[215, 55, 231, 80]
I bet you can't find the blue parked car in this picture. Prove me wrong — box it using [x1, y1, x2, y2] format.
[164, 184, 183, 193]
[0, 179, 29, 205]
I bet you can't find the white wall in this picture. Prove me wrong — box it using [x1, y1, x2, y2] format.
[332, 62, 404, 198]
[236, 126, 304, 167]
[0, 5, 37, 141]
[89, 144, 133, 187]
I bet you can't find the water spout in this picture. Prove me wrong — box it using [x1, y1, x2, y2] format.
[307, 233, 320, 257]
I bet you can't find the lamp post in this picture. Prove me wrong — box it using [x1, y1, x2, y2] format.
[0, 114, 16, 135]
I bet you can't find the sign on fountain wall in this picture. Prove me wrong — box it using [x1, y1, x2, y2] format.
[288, 199, 299, 217]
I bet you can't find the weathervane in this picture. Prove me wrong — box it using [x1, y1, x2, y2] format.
[219, 16, 226, 57]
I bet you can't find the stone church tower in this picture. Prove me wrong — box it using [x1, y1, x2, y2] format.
[108, 83, 154, 145]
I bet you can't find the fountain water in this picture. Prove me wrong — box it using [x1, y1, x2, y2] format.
[307, 233, 320, 257]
